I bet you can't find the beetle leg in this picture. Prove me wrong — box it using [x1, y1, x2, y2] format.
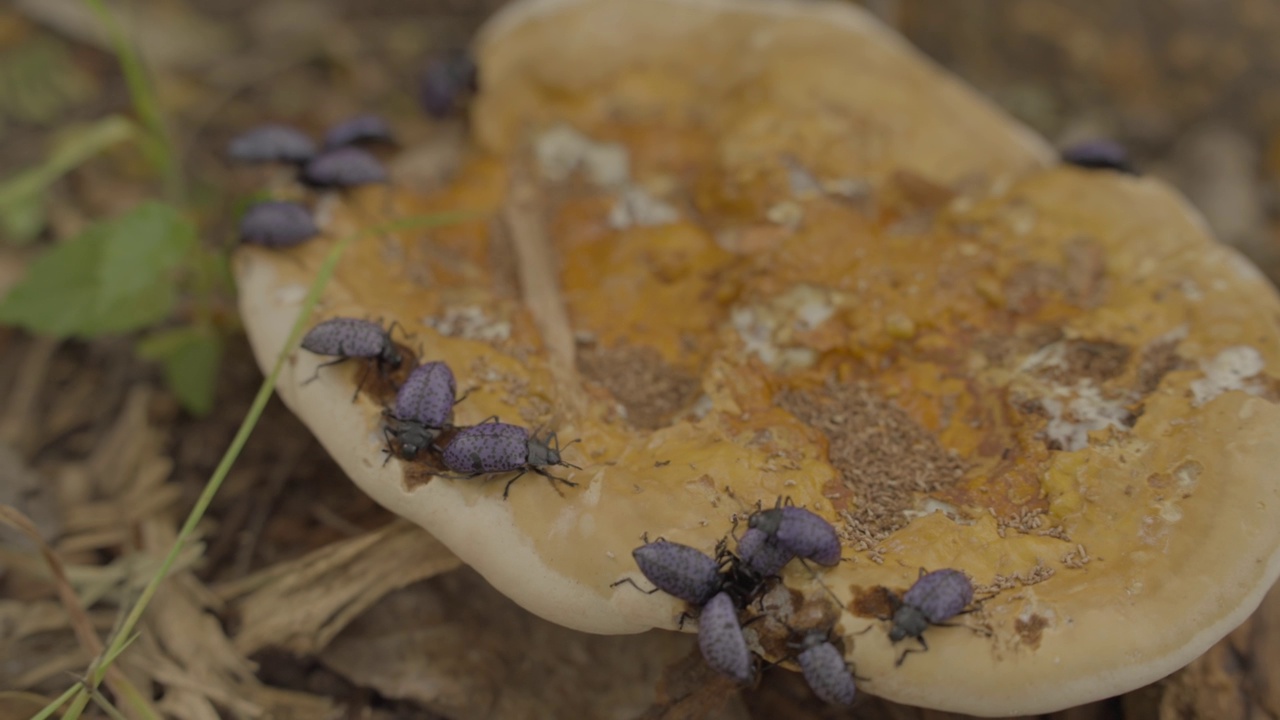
[304, 356, 349, 385]
[533, 467, 579, 492]
[894, 636, 929, 668]
[610, 576, 660, 594]
[352, 361, 372, 401]
[503, 469, 529, 499]
[381, 427, 397, 466]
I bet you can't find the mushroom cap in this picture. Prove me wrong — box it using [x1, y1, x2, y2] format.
[234, 0, 1280, 714]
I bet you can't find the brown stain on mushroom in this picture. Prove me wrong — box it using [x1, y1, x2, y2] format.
[1034, 340, 1133, 385]
[1133, 334, 1187, 396]
[1014, 613, 1049, 650]
[365, 341, 419, 404]
[849, 585, 898, 620]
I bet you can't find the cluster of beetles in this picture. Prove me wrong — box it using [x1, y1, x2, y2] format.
[298, 316, 580, 498]
[221, 96, 1136, 706]
[612, 503, 975, 706]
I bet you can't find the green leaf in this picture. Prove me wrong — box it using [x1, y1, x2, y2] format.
[0, 201, 195, 337]
[137, 325, 222, 416]
[0, 115, 136, 245]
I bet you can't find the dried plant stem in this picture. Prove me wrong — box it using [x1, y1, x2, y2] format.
[39, 211, 472, 720]
[502, 168, 585, 417]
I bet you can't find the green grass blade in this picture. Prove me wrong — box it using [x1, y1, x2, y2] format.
[81, 0, 181, 201]
[30, 684, 83, 720]
[71, 210, 476, 709]
[88, 689, 130, 720]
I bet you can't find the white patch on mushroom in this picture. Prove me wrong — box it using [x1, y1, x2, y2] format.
[1189, 346, 1266, 407]
[820, 177, 872, 200]
[274, 284, 308, 305]
[425, 305, 512, 343]
[608, 185, 680, 229]
[785, 160, 823, 199]
[1174, 461, 1202, 489]
[1177, 279, 1203, 301]
[688, 394, 714, 420]
[730, 286, 839, 371]
[533, 124, 629, 187]
[1228, 251, 1266, 283]
[313, 192, 340, 229]
[1018, 341, 1069, 374]
[1018, 607, 1055, 626]
[731, 307, 779, 366]
[1040, 383, 1133, 452]
[903, 498, 966, 523]
[795, 299, 835, 331]
[766, 200, 804, 229]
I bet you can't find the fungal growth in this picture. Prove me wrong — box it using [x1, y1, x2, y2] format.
[889, 569, 975, 665]
[239, 201, 319, 248]
[697, 591, 754, 684]
[227, 123, 316, 164]
[437, 422, 580, 498]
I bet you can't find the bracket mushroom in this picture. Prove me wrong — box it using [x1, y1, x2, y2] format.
[234, 0, 1280, 714]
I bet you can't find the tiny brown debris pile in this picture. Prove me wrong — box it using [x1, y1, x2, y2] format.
[777, 381, 969, 548]
[578, 343, 701, 430]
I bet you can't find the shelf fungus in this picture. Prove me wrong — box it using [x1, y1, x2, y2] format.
[233, 0, 1280, 714]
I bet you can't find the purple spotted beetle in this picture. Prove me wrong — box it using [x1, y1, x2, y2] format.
[323, 114, 396, 150]
[239, 201, 319, 248]
[736, 526, 795, 577]
[612, 534, 772, 619]
[393, 362, 459, 430]
[300, 146, 388, 188]
[382, 417, 438, 463]
[613, 538, 723, 606]
[227, 124, 316, 164]
[611, 536, 765, 684]
[382, 361, 464, 462]
[300, 317, 405, 396]
[1061, 139, 1137, 175]
[745, 501, 841, 567]
[888, 568, 975, 666]
[436, 420, 580, 498]
[420, 49, 477, 118]
[697, 591, 754, 684]
[793, 631, 857, 706]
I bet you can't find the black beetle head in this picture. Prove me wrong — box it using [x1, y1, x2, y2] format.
[889, 605, 928, 642]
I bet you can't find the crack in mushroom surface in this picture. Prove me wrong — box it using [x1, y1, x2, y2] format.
[234, 0, 1280, 714]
